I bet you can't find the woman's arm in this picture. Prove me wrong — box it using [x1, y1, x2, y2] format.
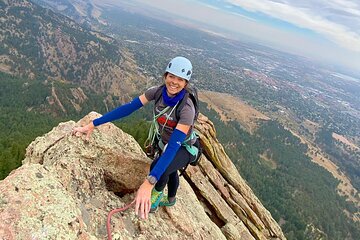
[72, 94, 149, 140]
[148, 124, 190, 181]
[93, 94, 149, 126]
[139, 94, 149, 105]
[134, 123, 190, 219]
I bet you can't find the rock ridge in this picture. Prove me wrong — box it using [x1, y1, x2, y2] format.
[0, 112, 285, 239]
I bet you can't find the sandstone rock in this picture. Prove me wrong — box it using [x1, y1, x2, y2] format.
[0, 112, 285, 239]
[191, 114, 285, 239]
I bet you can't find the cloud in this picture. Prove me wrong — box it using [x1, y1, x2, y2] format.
[97, 0, 360, 70]
[226, 0, 360, 52]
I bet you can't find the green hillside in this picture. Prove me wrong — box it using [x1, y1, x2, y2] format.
[200, 102, 360, 240]
[0, 0, 146, 97]
[0, 72, 107, 179]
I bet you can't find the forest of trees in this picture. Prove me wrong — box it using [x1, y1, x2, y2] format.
[316, 128, 360, 190]
[0, 73, 58, 179]
[199, 102, 359, 240]
[0, 72, 109, 179]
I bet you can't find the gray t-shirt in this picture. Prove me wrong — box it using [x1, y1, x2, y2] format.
[145, 85, 195, 143]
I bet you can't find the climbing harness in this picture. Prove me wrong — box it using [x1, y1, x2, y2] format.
[144, 99, 202, 175]
[144, 103, 178, 158]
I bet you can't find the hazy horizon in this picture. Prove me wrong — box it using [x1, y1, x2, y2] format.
[94, 0, 360, 74]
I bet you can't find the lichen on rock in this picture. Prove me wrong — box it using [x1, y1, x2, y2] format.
[0, 112, 285, 239]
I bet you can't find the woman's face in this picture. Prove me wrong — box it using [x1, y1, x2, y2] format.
[164, 73, 187, 96]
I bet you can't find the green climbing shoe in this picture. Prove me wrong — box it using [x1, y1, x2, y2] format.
[150, 188, 163, 213]
[159, 195, 176, 207]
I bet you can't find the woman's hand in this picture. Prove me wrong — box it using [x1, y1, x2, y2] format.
[72, 122, 95, 141]
[134, 179, 153, 219]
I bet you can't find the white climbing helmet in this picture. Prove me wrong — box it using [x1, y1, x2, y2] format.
[165, 56, 192, 81]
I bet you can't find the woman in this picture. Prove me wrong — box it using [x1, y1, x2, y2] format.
[73, 56, 199, 220]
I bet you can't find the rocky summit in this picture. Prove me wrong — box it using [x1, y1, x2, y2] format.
[0, 112, 285, 240]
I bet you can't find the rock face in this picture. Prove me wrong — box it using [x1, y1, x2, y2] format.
[0, 112, 285, 240]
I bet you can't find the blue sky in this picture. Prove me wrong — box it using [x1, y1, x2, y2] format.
[98, 0, 360, 72]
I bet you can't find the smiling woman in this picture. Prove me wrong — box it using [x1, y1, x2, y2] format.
[72, 56, 200, 220]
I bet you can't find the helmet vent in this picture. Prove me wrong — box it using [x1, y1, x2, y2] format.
[165, 56, 192, 81]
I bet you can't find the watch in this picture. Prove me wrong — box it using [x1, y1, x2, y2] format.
[146, 175, 157, 185]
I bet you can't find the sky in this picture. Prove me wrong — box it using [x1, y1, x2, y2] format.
[98, 0, 360, 72]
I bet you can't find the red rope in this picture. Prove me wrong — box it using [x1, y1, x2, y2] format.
[107, 201, 135, 240]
